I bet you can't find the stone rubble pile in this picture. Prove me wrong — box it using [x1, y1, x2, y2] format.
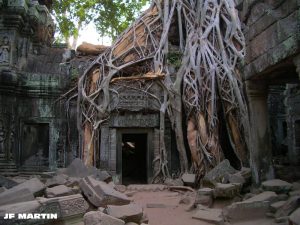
[0, 158, 299, 225]
[0, 158, 149, 225]
[169, 159, 300, 225]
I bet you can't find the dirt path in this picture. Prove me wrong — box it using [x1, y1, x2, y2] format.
[132, 190, 212, 225]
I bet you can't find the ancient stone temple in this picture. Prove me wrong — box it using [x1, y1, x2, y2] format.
[0, 0, 76, 173]
[0, 0, 299, 188]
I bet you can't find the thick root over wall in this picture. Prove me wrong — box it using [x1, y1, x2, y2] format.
[77, 0, 249, 183]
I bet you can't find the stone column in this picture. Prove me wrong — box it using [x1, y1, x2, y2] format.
[293, 54, 300, 80]
[246, 80, 274, 184]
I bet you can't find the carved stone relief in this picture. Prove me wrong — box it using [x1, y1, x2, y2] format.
[0, 36, 10, 64]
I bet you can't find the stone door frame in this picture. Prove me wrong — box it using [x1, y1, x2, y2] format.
[116, 128, 154, 184]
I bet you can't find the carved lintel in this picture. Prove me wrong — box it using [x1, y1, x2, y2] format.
[245, 80, 268, 99]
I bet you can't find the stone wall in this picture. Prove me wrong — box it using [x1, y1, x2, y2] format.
[237, 0, 300, 183]
[239, 0, 299, 80]
[0, 0, 77, 173]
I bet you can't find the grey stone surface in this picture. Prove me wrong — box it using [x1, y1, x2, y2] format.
[262, 179, 293, 193]
[270, 201, 287, 213]
[45, 184, 74, 198]
[195, 195, 213, 208]
[127, 184, 166, 192]
[192, 208, 224, 224]
[0, 175, 18, 189]
[223, 191, 278, 221]
[63, 158, 112, 182]
[38, 194, 89, 218]
[84, 211, 125, 225]
[213, 183, 241, 199]
[275, 196, 300, 218]
[80, 176, 130, 207]
[164, 178, 184, 186]
[45, 174, 68, 187]
[203, 159, 237, 186]
[181, 173, 196, 186]
[0, 186, 6, 193]
[0, 188, 35, 205]
[106, 203, 143, 223]
[12, 177, 45, 196]
[228, 173, 246, 185]
[289, 207, 300, 225]
[195, 188, 213, 207]
[290, 190, 300, 197]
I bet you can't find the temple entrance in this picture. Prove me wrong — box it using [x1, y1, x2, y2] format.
[21, 123, 49, 171]
[120, 132, 148, 185]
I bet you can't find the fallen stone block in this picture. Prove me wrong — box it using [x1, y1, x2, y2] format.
[0, 194, 88, 225]
[0, 188, 35, 206]
[45, 174, 68, 187]
[290, 190, 300, 197]
[106, 203, 143, 223]
[0, 187, 6, 193]
[203, 159, 237, 186]
[262, 179, 292, 194]
[195, 188, 213, 207]
[115, 185, 127, 193]
[146, 203, 167, 208]
[275, 196, 300, 218]
[38, 194, 89, 218]
[213, 183, 241, 199]
[62, 158, 112, 182]
[125, 223, 139, 225]
[228, 173, 245, 185]
[164, 178, 184, 186]
[80, 176, 130, 207]
[198, 187, 214, 196]
[5, 177, 45, 196]
[127, 184, 166, 192]
[270, 201, 287, 213]
[65, 177, 81, 187]
[84, 211, 125, 225]
[0, 199, 42, 225]
[223, 191, 278, 221]
[181, 173, 196, 186]
[195, 195, 213, 207]
[0, 175, 18, 189]
[289, 207, 300, 225]
[45, 184, 74, 198]
[239, 167, 252, 182]
[192, 208, 224, 225]
[140, 212, 149, 224]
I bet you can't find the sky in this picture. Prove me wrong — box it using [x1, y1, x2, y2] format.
[75, 23, 112, 47]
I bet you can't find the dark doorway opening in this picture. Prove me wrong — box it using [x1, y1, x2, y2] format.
[21, 123, 49, 170]
[122, 133, 147, 185]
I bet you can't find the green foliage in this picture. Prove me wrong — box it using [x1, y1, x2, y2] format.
[167, 51, 183, 70]
[51, 0, 149, 45]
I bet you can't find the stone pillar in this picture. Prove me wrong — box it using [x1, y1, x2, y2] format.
[293, 54, 300, 80]
[246, 80, 274, 184]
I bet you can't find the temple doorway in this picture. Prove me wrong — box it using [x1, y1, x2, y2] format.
[120, 132, 148, 185]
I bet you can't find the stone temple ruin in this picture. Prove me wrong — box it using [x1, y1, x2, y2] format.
[0, 0, 299, 225]
[0, 0, 299, 186]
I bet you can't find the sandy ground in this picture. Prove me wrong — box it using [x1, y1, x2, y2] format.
[132, 190, 211, 225]
[131, 190, 274, 225]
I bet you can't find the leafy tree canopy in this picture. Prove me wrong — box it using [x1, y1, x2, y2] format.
[51, 0, 149, 47]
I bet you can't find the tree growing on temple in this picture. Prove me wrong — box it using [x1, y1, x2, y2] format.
[76, 0, 249, 183]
